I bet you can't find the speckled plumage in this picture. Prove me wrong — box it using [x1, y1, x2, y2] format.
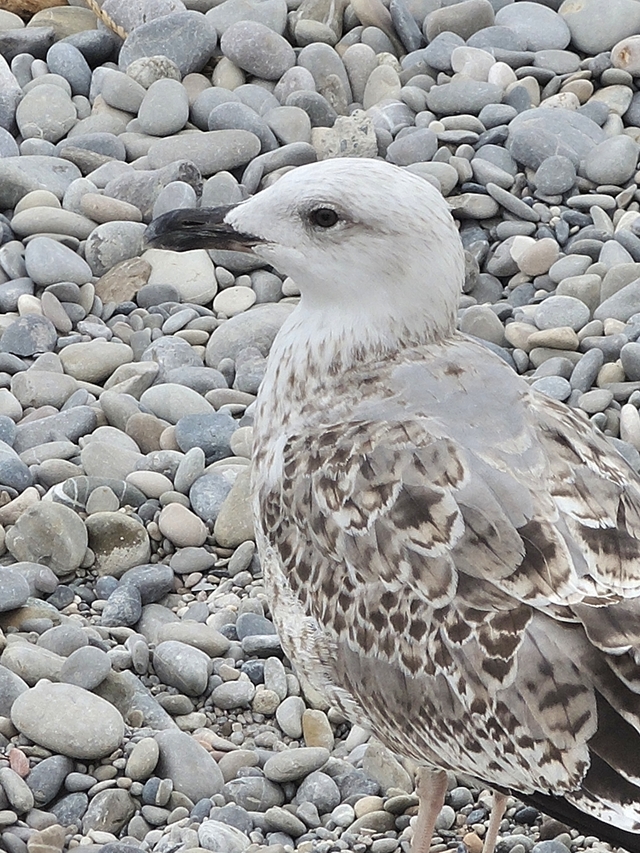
[146, 158, 640, 845]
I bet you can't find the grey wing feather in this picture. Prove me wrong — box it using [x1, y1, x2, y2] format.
[262, 339, 640, 819]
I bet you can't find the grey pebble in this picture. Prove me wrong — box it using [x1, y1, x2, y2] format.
[119, 11, 218, 76]
[495, 2, 570, 51]
[224, 776, 284, 811]
[139, 78, 190, 137]
[0, 567, 29, 613]
[534, 155, 576, 196]
[59, 646, 112, 690]
[147, 129, 261, 175]
[24, 236, 91, 287]
[221, 21, 296, 80]
[530, 376, 572, 401]
[26, 755, 73, 808]
[16, 84, 77, 144]
[155, 728, 224, 802]
[534, 295, 590, 331]
[46, 42, 92, 97]
[153, 640, 211, 696]
[101, 583, 143, 628]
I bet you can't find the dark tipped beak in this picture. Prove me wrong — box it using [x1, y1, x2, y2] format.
[145, 205, 262, 253]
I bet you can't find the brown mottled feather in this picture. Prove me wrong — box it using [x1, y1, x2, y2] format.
[253, 333, 640, 832]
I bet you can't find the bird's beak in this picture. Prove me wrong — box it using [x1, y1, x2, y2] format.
[145, 205, 262, 253]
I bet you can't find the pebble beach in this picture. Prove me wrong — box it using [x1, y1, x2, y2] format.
[1, 0, 640, 852]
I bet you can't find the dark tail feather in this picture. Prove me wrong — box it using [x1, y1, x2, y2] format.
[519, 790, 640, 853]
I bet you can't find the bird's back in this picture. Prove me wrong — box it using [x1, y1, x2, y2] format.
[253, 331, 640, 836]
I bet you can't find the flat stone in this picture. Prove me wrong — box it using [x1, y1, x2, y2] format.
[147, 130, 261, 175]
[0, 664, 28, 716]
[144, 248, 217, 305]
[153, 640, 211, 695]
[507, 107, 604, 169]
[58, 340, 133, 383]
[119, 11, 218, 76]
[5, 502, 88, 576]
[424, 0, 495, 42]
[11, 682, 124, 759]
[264, 747, 330, 783]
[211, 679, 256, 709]
[0, 315, 57, 357]
[26, 755, 73, 808]
[86, 511, 151, 578]
[199, 820, 251, 853]
[559, 0, 640, 54]
[157, 621, 230, 657]
[155, 728, 224, 802]
[16, 84, 77, 143]
[214, 468, 254, 548]
[495, 2, 570, 51]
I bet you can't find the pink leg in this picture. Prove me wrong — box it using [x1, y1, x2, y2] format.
[482, 791, 508, 853]
[412, 767, 449, 853]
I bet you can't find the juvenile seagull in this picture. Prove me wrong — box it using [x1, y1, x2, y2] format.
[147, 158, 640, 853]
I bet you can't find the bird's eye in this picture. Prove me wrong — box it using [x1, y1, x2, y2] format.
[309, 208, 339, 228]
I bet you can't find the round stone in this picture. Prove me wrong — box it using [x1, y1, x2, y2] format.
[5, 502, 88, 576]
[264, 747, 330, 782]
[59, 646, 112, 690]
[583, 136, 639, 186]
[138, 78, 189, 137]
[495, 2, 570, 51]
[213, 285, 257, 316]
[0, 567, 30, 613]
[158, 503, 207, 547]
[11, 682, 124, 759]
[59, 340, 133, 383]
[534, 295, 591, 332]
[144, 248, 218, 305]
[153, 640, 211, 696]
[85, 512, 150, 578]
[534, 155, 576, 196]
[155, 728, 224, 801]
[220, 21, 295, 80]
[16, 84, 77, 143]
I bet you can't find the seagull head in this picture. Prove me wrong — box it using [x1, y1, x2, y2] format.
[146, 158, 465, 347]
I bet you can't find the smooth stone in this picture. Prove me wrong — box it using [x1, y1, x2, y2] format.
[86, 512, 151, 578]
[534, 295, 590, 331]
[0, 568, 29, 613]
[144, 248, 217, 305]
[26, 755, 73, 808]
[58, 340, 133, 383]
[264, 747, 330, 783]
[189, 472, 232, 523]
[220, 20, 295, 80]
[138, 78, 190, 137]
[224, 776, 284, 811]
[534, 155, 576, 195]
[11, 682, 124, 759]
[158, 503, 207, 547]
[84, 221, 147, 277]
[140, 384, 215, 423]
[594, 280, 640, 323]
[147, 130, 261, 175]
[495, 2, 570, 51]
[140, 337, 203, 383]
[101, 584, 143, 628]
[293, 771, 341, 814]
[206, 303, 293, 366]
[13, 406, 96, 454]
[59, 646, 112, 690]
[126, 737, 160, 782]
[507, 107, 604, 169]
[583, 135, 639, 186]
[16, 84, 76, 143]
[214, 468, 253, 548]
[559, 0, 640, 54]
[81, 788, 135, 835]
[386, 128, 437, 166]
[24, 236, 91, 287]
[211, 679, 256, 709]
[424, 0, 495, 42]
[153, 640, 211, 695]
[5, 502, 87, 576]
[199, 820, 251, 853]
[206, 0, 287, 35]
[118, 563, 175, 604]
[157, 622, 230, 657]
[426, 78, 502, 115]
[155, 728, 224, 801]
[0, 155, 81, 209]
[119, 12, 218, 76]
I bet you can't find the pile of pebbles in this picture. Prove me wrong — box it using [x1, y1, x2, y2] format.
[1, 0, 640, 851]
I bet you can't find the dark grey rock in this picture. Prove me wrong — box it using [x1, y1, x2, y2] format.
[27, 755, 74, 807]
[189, 473, 232, 524]
[534, 155, 576, 195]
[0, 315, 57, 356]
[101, 584, 143, 628]
[0, 664, 28, 716]
[175, 412, 236, 461]
[46, 42, 92, 97]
